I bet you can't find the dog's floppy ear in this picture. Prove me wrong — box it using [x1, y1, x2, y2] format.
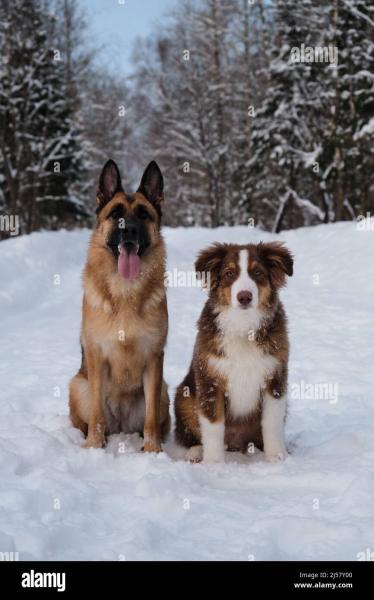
[97, 160, 122, 210]
[258, 242, 293, 288]
[195, 243, 228, 290]
[137, 161, 164, 209]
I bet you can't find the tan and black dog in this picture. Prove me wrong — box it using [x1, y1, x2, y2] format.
[69, 159, 170, 451]
[174, 242, 293, 463]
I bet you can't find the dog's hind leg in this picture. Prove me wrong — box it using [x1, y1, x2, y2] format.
[174, 376, 201, 450]
[160, 379, 171, 442]
[69, 373, 90, 436]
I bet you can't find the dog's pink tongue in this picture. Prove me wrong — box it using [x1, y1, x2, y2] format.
[118, 247, 141, 280]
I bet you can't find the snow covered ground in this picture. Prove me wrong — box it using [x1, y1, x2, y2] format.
[0, 221, 373, 561]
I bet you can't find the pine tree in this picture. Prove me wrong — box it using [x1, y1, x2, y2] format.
[249, 0, 326, 231]
[318, 0, 374, 220]
[0, 0, 87, 236]
[230, 0, 272, 226]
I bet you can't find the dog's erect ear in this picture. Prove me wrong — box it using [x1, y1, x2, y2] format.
[97, 160, 122, 209]
[258, 242, 293, 288]
[137, 161, 164, 208]
[195, 243, 228, 290]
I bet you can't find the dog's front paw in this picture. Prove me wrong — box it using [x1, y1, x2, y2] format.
[265, 449, 288, 463]
[83, 434, 105, 449]
[186, 445, 202, 463]
[142, 441, 162, 453]
[83, 438, 105, 448]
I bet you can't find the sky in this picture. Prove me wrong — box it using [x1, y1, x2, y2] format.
[79, 0, 177, 77]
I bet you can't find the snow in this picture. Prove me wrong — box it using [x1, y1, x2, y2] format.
[354, 116, 374, 140]
[0, 222, 374, 561]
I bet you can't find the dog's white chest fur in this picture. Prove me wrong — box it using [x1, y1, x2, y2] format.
[209, 310, 278, 418]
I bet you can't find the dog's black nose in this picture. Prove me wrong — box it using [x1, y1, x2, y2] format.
[122, 219, 139, 244]
[237, 291, 252, 307]
[125, 220, 139, 237]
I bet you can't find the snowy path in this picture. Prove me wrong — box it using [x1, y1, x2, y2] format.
[0, 222, 373, 560]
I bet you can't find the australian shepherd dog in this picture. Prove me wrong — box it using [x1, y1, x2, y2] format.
[174, 242, 293, 463]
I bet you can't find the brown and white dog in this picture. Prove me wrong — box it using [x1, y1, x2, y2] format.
[69, 159, 170, 451]
[174, 242, 293, 463]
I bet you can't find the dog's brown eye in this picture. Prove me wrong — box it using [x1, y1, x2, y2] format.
[137, 206, 150, 220]
[254, 269, 263, 277]
[225, 270, 234, 279]
[108, 205, 123, 220]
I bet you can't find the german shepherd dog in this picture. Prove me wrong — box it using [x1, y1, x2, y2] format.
[69, 160, 170, 451]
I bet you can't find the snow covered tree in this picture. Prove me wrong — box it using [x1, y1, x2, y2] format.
[317, 0, 374, 220]
[0, 0, 87, 236]
[229, 0, 273, 225]
[249, 0, 374, 230]
[132, 0, 271, 227]
[78, 72, 134, 198]
[50, 0, 134, 207]
[249, 0, 327, 231]
[132, 0, 235, 227]
[51, 0, 91, 106]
